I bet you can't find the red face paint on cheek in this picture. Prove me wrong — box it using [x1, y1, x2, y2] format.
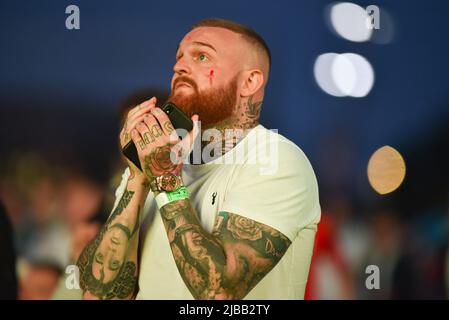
[209, 69, 214, 85]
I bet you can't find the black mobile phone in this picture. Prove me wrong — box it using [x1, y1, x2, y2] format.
[122, 102, 193, 171]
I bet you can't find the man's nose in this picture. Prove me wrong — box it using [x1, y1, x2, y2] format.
[173, 57, 191, 75]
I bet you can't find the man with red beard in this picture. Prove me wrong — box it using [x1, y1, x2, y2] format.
[77, 18, 320, 300]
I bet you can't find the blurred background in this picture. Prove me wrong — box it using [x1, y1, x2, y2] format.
[1, 0, 449, 299]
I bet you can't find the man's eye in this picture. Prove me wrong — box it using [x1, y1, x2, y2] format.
[199, 54, 208, 62]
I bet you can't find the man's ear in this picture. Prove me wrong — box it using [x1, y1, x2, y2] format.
[240, 69, 264, 97]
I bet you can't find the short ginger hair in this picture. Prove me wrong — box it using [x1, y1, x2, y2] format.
[192, 18, 271, 73]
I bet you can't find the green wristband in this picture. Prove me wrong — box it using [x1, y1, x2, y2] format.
[155, 186, 190, 209]
[167, 187, 189, 201]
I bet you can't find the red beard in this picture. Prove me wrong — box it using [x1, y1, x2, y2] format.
[168, 75, 238, 128]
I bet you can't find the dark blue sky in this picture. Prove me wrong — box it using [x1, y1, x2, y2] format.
[1, 0, 449, 196]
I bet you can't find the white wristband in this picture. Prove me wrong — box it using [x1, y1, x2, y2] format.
[155, 193, 170, 208]
[155, 187, 190, 209]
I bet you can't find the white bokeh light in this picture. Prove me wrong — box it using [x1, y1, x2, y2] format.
[329, 2, 372, 42]
[314, 53, 375, 98]
[332, 54, 357, 96]
[314, 53, 345, 97]
[342, 53, 375, 97]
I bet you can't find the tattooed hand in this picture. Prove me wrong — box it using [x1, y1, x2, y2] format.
[119, 97, 158, 177]
[130, 106, 199, 184]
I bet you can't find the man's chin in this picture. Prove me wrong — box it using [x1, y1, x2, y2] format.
[168, 93, 195, 116]
[173, 86, 195, 97]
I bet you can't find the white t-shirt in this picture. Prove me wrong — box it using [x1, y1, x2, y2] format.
[113, 124, 321, 299]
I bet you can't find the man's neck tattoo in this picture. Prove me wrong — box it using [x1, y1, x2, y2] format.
[190, 97, 263, 164]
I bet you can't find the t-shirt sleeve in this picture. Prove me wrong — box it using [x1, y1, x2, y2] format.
[221, 141, 321, 241]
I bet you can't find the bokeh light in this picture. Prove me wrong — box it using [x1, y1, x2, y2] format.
[340, 53, 375, 97]
[328, 2, 373, 42]
[314, 53, 345, 97]
[367, 146, 406, 195]
[314, 53, 375, 98]
[332, 54, 357, 95]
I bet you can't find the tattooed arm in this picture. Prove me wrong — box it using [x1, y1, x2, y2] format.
[159, 200, 291, 300]
[76, 172, 149, 299]
[75, 98, 159, 300]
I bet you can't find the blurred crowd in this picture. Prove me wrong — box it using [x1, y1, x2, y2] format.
[305, 192, 449, 299]
[0, 148, 116, 299]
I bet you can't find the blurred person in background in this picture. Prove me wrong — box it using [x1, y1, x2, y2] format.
[0, 200, 18, 299]
[305, 212, 355, 299]
[2, 154, 63, 266]
[19, 261, 62, 300]
[392, 200, 448, 299]
[359, 210, 402, 299]
[305, 192, 366, 300]
[0, 154, 68, 299]
[445, 189, 449, 298]
[51, 171, 106, 299]
[0, 152, 108, 299]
